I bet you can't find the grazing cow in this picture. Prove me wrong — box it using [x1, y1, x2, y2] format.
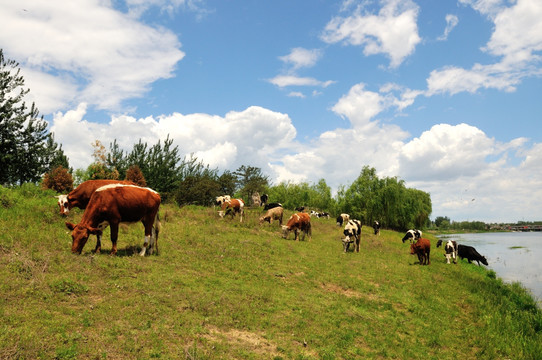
[342, 219, 362, 253]
[55, 179, 135, 216]
[336, 213, 350, 227]
[410, 238, 431, 265]
[295, 206, 305, 212]
[215, 195, 231, 206]
[263, 202, 282, 211]
[373, 220, 381, 236]
[260, 193, 269, 207]
[436, 239, 458, 264]
[402, 229, 422, 243]
[218, 198, 244, 222]
[281, 213, 311, 241]
[458, 244, 488, 266]
[65, 184, 161, 256]
[259, 206, 284, 226]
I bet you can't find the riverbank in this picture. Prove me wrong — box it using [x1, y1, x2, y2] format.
[1, 186, 541, 358]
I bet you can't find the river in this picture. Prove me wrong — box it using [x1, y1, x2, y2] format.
[438, 232, 542, 307]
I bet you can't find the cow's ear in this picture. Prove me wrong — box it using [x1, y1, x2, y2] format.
[88, 227, 103, 236]
[65, 222, 76, 230]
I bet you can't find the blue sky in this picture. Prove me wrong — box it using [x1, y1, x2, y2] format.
[1, 0, 541, 222]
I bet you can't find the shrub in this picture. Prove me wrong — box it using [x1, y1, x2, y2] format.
[125, 165, 147, 187]
[41, 166, 73, 193]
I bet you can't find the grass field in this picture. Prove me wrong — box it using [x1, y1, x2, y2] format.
[1, 185, 541, 359]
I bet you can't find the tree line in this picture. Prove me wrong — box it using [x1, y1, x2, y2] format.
[1, 49, 432, 231]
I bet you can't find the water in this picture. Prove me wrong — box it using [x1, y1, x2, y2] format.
[438, 232, 542, 306]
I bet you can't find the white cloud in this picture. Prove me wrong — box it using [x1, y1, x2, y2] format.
[437, 14, 459, 41]
[427, 0, 542, 96]
[0, 0, 185, 113]
[51, 104, 298, 172]
[287, 92, 306, 98]
[279, 48, 323, 70]
[268, 75, 335, 88]
[321, 0, 421, 68]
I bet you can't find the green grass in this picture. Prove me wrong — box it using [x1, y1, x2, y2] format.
[1, 185, 541, 359]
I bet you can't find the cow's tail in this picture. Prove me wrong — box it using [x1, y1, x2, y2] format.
[152, 211, 161, 254]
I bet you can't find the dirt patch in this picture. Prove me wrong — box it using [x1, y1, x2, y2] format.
[320, 282, 364, 298]
[204, 325, 281, 358]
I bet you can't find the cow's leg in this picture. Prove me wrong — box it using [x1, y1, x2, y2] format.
[140, 218, 154, 256]
[427, 249, 430, 265]
[239, 208, 243, 223]
[355, 236, 360, 252]
[445, 253, 451, 264]
[93, 233, 102, 254]
[109, 222, 119, 255]
[452, 251, 457, 264]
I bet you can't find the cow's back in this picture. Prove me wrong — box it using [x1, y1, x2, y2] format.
[85, 185, 160, 223]
[70, 180, 134, 208]
[287, 212, 310, 229]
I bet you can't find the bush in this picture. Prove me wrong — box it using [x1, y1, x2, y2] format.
[125, 165, 147, 187]
[41, 166, 73, 193]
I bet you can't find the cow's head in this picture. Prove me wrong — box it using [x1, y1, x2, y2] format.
[55, 195, 70, 215]
[409, 242, 419, 255]
[281, 225, 290, 239]
[66, 222, 102, 254]
[480, 256, 489, 266]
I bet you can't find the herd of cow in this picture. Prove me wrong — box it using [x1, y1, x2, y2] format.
[56, 180, 488, 267]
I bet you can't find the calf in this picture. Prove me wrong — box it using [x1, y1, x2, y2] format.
[410, 238, 431, 265]
[373, 220, 381, 236]
[402, 229, 422, 243]
[65, 184, 161, 256]
[342, 219, 362, 253]
[336, 213, 350, 227]
[259, 206, 284, 226]
[55, 179, 134, 215]
[436, 239, 458, 264]
[281, 212, 312, 241]
[218, 198, 244, 222]
[458, 244, 488, 266]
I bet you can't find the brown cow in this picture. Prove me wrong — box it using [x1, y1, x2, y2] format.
[410, 238, 431, 265]
[65, 184, 161, 256]
[218, 198, 244, 222]
[259, 206, 284, 226]
[281, 212, 312, 241]
[56, 179, 135, 215]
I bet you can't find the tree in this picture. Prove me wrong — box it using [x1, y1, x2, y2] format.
[0, 49, 63, 184]
[233, 165, 269, 204]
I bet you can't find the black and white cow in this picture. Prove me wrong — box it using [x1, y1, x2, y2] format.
[260, 193, 269, 207]
[458, 244, 488, 266]
[336, 213, 350, 227]
[436, 239, 458, 264]
[402, 229, 422, 243]
[310, 210, 330, 218]
[263, 202, 282, 211]
[372, 220, 381, 235]
[342, 219, 362, 253]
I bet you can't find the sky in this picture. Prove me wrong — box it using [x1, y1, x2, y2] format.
[1, 0, 541, 223]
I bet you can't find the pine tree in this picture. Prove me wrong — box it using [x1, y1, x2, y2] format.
[0, 49, 68, 184]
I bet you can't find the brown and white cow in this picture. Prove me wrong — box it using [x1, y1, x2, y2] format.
[56, 179, 135, 216]
[281, 212, 312, 241]
[218, 198, 244, 222]
[259, 206, 283, 226]
[65, 184, 161, 256]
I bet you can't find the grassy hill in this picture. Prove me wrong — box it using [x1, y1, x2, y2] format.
[1, 185, 541, 359]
